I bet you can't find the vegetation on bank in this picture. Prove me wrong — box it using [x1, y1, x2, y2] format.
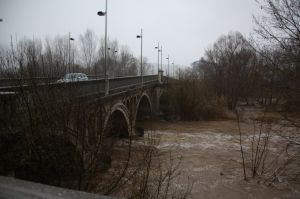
[161, 0, 300, 186]
[163, 0, 300, 121]
[161, 77, 226, 121]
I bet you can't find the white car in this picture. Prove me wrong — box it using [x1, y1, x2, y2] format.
[57, 73, 88, 83]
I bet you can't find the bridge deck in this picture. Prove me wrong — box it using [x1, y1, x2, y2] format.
[0, 75, 160, 102]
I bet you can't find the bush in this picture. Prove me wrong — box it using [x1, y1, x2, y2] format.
[162, 78, 226, 121]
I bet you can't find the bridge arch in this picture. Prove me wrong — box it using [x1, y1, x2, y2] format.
[104, 102, 131, 138]
[135, 92, 153, 123]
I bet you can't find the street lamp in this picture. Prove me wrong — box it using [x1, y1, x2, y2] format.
[107, 47, 117, 53]
[0, 19, 3, 22]
[160, 46, 163, 74]
[114, 50, 118, 76]
[136, 28, 143, 84]
[172, 61, 175, 78]
[97, 0, 109, 95]
[68, 32, 75, 73]
[155, 42, 160, 74]
[166, 55, 170, 78]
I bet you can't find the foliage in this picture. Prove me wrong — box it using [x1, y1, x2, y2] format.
[253, 0, 300, 112]
[194, 32, 258, 110]
[163, 71, 226, 121]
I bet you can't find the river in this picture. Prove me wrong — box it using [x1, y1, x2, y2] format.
[105, 113, 300, 198]
[139, 118, 300, 199]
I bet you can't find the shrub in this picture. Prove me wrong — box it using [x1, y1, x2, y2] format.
[162, 78, 226, 121]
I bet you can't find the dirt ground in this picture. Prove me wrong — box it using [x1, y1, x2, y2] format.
[144, 113, 300, 199]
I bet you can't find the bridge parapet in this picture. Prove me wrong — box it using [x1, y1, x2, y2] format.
[0, 75, 159, 100]
[0, 176, 117, 199]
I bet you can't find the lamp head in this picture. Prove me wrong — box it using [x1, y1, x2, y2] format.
[97, 11, 106, 16]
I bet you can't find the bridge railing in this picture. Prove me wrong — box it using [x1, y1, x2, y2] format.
[0, 77, 60, 87]
[0, 75, 107, 87]
[0, 75, 159, 101]
[109, 75, 158, 91]
[0, 79, 105, 97]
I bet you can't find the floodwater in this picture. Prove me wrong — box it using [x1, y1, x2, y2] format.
[140, 118, 300, 199]
[106, 108, 300, 198]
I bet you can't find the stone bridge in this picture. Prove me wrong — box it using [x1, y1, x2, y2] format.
[0, 73, 168, 198]
[0, 73, 166, 138]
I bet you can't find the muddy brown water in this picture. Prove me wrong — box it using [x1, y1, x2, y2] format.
[103, 111, 300, 199]
[137, 119, 300, 199]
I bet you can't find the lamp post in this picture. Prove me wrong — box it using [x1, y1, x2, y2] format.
[136, 28, 143, 84]
[97, 0, 109, 95]
[155, 42, 160, 74]
[113, 50, 118, 76]
[172, 61, 175, 78]
[166, 55, 170, 79]
[160, 46, 163, 74]
[68, 32, 75, 73]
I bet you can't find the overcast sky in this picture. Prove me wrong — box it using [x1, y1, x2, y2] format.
[0, 0, 259, 66]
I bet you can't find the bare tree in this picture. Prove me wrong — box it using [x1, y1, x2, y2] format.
[254, 0, 300, 112]
[202, 32, 256, 109]
[79, 29, 98, 70]
[119, 46, 138, 76]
